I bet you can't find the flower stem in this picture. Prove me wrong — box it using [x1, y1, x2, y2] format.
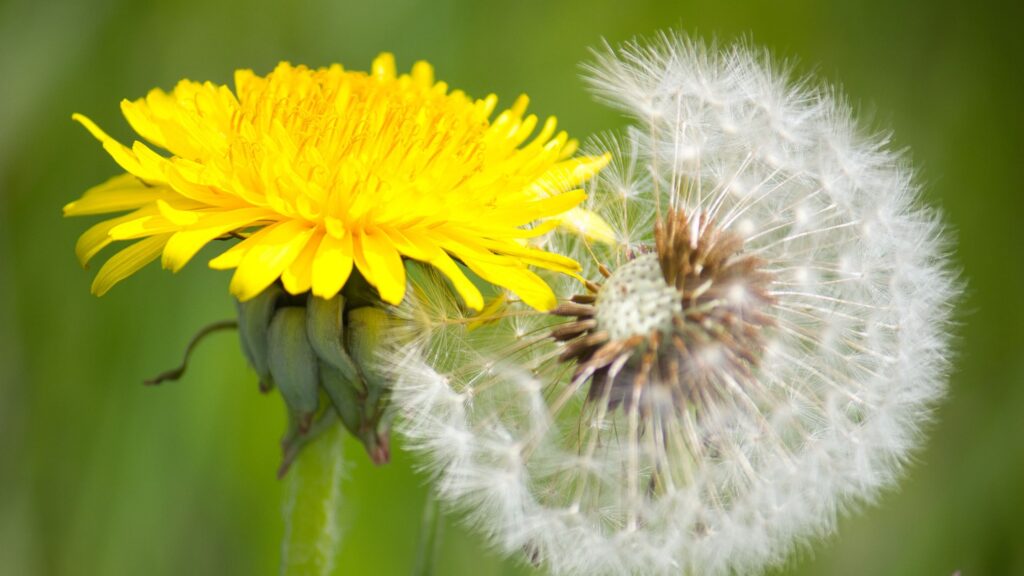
[412, 493, 443, 576]
[279, 424, 346, 576]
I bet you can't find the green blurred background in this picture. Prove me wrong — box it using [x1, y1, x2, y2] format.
[1, 0, 1021, 574]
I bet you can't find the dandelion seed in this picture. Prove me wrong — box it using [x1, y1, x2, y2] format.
[387, 33, 959, 575]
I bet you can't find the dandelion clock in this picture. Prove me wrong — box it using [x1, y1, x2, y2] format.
[388, 33, 960, 575]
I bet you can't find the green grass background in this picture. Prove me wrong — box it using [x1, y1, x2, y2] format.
[1, 0, 1021, 574]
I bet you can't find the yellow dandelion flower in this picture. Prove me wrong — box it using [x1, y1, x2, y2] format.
[66, 54, 612, 311]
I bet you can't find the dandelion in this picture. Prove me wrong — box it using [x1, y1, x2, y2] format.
[387, 33, 959, 575]
[65, 54, 610, 469]
[65, 53, 610, 311]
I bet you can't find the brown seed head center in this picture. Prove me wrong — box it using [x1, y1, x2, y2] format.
[551, 208, 775, 413]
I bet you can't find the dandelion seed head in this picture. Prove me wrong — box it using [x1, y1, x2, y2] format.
[388, 32, 959, 576]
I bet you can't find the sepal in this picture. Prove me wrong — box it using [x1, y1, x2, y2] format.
[236, 283, 282, 392]
[267, 306, 320, 432]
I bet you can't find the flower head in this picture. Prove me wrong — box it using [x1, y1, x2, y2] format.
[387, 33, 959, 575]
[65, 54, 611, 311]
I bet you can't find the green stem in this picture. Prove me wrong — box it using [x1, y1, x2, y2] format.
[412, 493, 442, 576]
[280, 424, 346, 576]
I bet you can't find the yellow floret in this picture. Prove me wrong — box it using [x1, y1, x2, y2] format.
[66, 54, 611, 310]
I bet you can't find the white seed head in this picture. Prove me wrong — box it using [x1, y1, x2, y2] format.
[386, 31, 960, 576]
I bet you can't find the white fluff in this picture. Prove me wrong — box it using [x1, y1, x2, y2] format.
[386, 32, 959, 575]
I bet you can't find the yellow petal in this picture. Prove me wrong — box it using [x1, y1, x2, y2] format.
[91, 234, 172, 296]
[162, 208, 275, 272]
[75, 220, 118, 268]
[156, 199, 200, 226]
[164, 160, 232, 206]
[476, 237, 581, 273]
[208, 218, 291, 271]
[509, 114, 539, 147]
[358, 229, 407, 305]
[131, 141, 173, 180]
[311, 231, 354, 299]
[511, 94, 529, 118]
[559, 138, 579, 159]
[546, 207, 617, 244]
[428, 250, 483, 311]
[486, 189, 587, 227]
[411, 61, 434, 87]
[462, 257, 556, 311]
[372, 53, 396, 80]
[208, 237, 252, 270]
[74, 206, 156, 267]
[434, 227, 578, 273]
[531, 154, 612, 193]
[229, 220, 315, 300]
[430, 230, 516, 267]
[478, 93, 498, 117]
[462, 219, 558, 240]
[387, 228, 484, 310]
[528, 116, 558, 148]
[72, 114, 164, 183]
[233, 69, 258, 100]
[441, 237, 556, 310]
[120, 96, 167, 150]
[281, 229, 323, 294]
[108, 214, 180, 240]
[384, 228, 435, 261]
[63, 174, 172, 217]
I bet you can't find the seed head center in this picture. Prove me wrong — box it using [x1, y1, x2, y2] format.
[595, 253, 682, 341]
[549, 210, 776, 417]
